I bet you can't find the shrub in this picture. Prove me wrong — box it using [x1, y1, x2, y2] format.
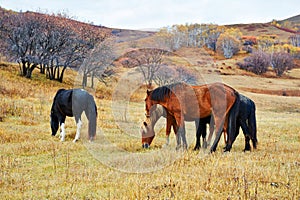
[271, 52, 294, 76]
[237, 51, 270, 75]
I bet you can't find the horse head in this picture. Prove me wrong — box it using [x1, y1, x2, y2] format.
[140, 118, 155, 148]
[50, 110, 59, 136]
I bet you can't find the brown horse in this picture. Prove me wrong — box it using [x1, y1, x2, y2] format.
[144, 82, 239, 152]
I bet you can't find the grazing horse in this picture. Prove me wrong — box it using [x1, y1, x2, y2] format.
[144, 82, 239, 152]
[140, 104, 212, 149]
[142, 94, 257, 152]
[50, 88, 97, 142]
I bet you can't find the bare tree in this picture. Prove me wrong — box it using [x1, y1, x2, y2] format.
[126, 48, 167, 87]
[0, 11, 110, 82]
[1, 13, 44, 78]
[80, 38, 115, 88]
[289, 34, 300, 47]
[154, 65, 198, 86]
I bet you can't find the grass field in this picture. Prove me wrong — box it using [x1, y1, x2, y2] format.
[0, 60, 300, 199]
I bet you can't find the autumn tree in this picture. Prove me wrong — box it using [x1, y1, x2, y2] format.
[216, 28, 242, 59]
[155, 23, 224, 51]
[155, 27, 178, 51]
[205, 25, 226, 51]
[257, 35, 278, 51]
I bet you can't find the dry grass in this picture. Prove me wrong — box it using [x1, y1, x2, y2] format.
[0, 60, 300, 200]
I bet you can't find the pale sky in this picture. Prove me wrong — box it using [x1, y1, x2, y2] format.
[0, 0, 299, 30]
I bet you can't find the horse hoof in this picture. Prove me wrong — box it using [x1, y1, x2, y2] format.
[210, 147, 216, 153]
[223, 148, 231, 152]
[175, 145, 182, 151]
[73, 139, 78, 143]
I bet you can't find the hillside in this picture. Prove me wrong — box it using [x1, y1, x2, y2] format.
[278, 14, 300, 30]
[1, 56, 300, 199]
[227, 22, 295, 41]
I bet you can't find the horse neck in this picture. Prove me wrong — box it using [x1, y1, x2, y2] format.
[149, 105, 164, 128]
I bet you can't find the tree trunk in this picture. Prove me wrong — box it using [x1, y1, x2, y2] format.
[82, 73, 88, 88]
[58, 66, 67, 83]
[21, 61, 27, 76]
[91, 72, 94, 88]
[25, 63, 37, 79]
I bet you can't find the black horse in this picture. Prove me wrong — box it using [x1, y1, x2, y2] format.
[50, 89, 97, 142]
[233, 93, 257, 151]
[194, 93, 257, 151]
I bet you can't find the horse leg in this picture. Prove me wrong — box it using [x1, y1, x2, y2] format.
[173, 114, 186, 150]
[164, 113, 174, 146]
[59, 117, 66, 142]
[222, 118, 228, 150]
[175, 125, 181, 150]
[202, 117, 209, 149]
[178, 125, 187, 150]
[249, 105, 258, 149]
[73, 116, 82, 143]
[206, 116, 215, 146]
[175, 114, 187, 150]
[194, 119, 201, 150]
[239, 121, 251, 151]
[210, 114, 225, 152]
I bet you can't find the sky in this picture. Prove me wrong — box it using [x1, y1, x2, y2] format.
[0, 0, 299, 30]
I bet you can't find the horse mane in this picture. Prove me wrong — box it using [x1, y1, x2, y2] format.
[150, 82, 187, 101]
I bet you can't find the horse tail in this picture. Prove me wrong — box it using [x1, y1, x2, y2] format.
[87, 95, 97, 141]
[249, 100, 258, 148]
[225, 91, 240, 151]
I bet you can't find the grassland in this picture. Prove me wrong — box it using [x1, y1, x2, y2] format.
[0, 56, 300, 200]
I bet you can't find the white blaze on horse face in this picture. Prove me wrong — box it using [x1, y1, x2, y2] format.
[60, 123, 66, 142]
[73, 119, 82, 143]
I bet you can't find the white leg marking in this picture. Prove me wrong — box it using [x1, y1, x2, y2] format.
[60, 123, 66, 142]
[165, 136, 170, 145]
[73, 119, 82, 143]
[163, 136, 170, 148]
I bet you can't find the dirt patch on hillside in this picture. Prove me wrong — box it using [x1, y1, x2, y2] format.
[240, 87, 300, 97]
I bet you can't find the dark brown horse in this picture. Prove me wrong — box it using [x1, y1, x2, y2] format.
[144, 82, 239, 152]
